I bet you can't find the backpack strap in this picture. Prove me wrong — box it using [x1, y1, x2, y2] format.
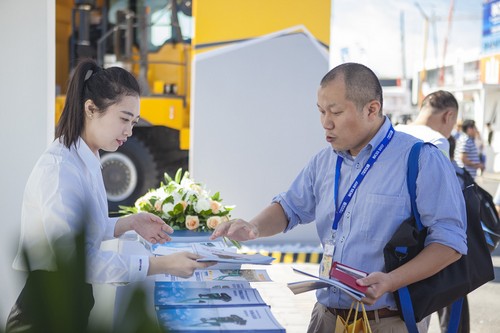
[397, 141, 462, 333]
[447, 298, 464, 333]
[397, 141, 423, 333]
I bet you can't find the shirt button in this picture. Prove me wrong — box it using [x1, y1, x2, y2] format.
[356, 163, 360, 169]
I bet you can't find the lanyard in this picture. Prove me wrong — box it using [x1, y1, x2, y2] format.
[332, 125, 394, 231]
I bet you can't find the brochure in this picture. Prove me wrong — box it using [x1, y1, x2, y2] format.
[155, 281, 252, 289]
[155, 269, 273, 282]
[195, 247, 275, 265]
[288, 266, 367, 300]
[148, 241, 242, 270]
[150, 241, 229, 256]
[154, 287, 267, 308]
[156, 305, 285, 332]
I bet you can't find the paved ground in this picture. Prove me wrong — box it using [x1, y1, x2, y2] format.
[245, 172, 500, 333]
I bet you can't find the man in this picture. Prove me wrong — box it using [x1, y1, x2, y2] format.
[211, 63, 467, 333]
[396, 90, 458, 158]
[455, 119, 485, 178]
[398, 91, 470, 333]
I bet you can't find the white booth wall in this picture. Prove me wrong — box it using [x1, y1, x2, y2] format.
[190, 29, 329, 246]
[0, 0, 55, 327]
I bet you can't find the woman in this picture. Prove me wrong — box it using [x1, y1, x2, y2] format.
[7, 58, 212, 331]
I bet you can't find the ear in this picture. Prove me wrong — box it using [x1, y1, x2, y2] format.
[84, 99, 96, 118]
[366, 100, 381, 118]
[443, 109, 456, 124]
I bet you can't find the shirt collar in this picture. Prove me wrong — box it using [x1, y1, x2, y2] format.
[75, 137, 102, 173]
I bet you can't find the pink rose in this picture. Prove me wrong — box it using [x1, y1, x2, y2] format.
[154, 199, 163, 211]
[185, 215, 200, 230]
[210, 200, 222, 214]
[207, 216, 222, 229]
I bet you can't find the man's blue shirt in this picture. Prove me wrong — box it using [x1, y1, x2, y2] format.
[273, 116, 467, 310]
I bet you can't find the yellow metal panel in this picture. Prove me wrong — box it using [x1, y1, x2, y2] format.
[55, 96, 66, 123]
[193, 0, 330, 54]
[180, 128, 190, 150]
[139, 97, 185, 130]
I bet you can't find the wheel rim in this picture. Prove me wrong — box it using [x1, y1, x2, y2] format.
[100, 152, 138, 202]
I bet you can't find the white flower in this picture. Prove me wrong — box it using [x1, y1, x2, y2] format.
[162, 202, 175, 216]
[194, 197, 211, 213]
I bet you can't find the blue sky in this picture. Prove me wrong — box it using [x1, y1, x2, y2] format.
[330, 0, 484, 78]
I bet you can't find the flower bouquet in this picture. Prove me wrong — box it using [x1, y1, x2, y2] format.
[119, 168, 239, 247]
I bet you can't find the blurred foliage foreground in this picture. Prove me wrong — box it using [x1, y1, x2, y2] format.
[5, 232, 163, 333]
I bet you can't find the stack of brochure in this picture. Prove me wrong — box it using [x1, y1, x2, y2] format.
[150, 241, 284, 332]
[154, 277, 285, 332]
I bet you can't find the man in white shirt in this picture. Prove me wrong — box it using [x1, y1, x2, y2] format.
[397, 90, 468, 333]
[396, 90, 458, 158]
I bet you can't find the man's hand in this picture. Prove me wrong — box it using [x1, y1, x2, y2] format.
[209, 219, 259, 241]
[356, 272, 396, 306]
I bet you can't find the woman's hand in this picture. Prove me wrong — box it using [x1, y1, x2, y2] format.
[148, 252, 216, 278]
[116, 212, 173, 244]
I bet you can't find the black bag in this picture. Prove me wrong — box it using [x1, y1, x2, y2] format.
[383, 142, 494, 331]
[456, 168, 500, 252]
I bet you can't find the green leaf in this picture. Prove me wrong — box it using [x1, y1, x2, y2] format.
[174, 168, 183, 184]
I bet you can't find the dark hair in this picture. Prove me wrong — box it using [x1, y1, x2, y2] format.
[421, 90, 458, 113]
[320, 62, 383, 113]
[55, 58, 141, 148]
[462, 119, 476, 133]
[448, 135, 456, 160]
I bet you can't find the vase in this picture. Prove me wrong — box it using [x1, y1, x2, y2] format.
[170, 230, 213, 243]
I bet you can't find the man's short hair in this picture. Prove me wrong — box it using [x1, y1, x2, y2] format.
[320, 62, 383, 112]
[462, 119, 476, 132]
[421, 90, 458, 113]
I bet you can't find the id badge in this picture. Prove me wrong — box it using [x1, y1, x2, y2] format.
[319, 238, 335, 278]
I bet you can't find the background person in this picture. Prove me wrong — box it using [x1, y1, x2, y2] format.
[397, 91, 469, 333]
[211, 62, 467, 333]
[7, 58, 213, 332]
[454, 119, 485, 178]
[396, 90, 458, 158]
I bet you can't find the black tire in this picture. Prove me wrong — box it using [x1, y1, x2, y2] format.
[100, 136, 159, 214]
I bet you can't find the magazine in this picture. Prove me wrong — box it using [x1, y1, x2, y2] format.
[156, 305, 285, 332]
[155, 269, 273, 282]
[288, 264, 367, 300]
[154, 287, 267, 308]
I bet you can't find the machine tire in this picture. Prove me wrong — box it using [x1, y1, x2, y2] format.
[100, 136, 159, 214]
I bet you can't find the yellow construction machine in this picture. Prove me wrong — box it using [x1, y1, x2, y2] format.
[55, 0, 330, 212]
